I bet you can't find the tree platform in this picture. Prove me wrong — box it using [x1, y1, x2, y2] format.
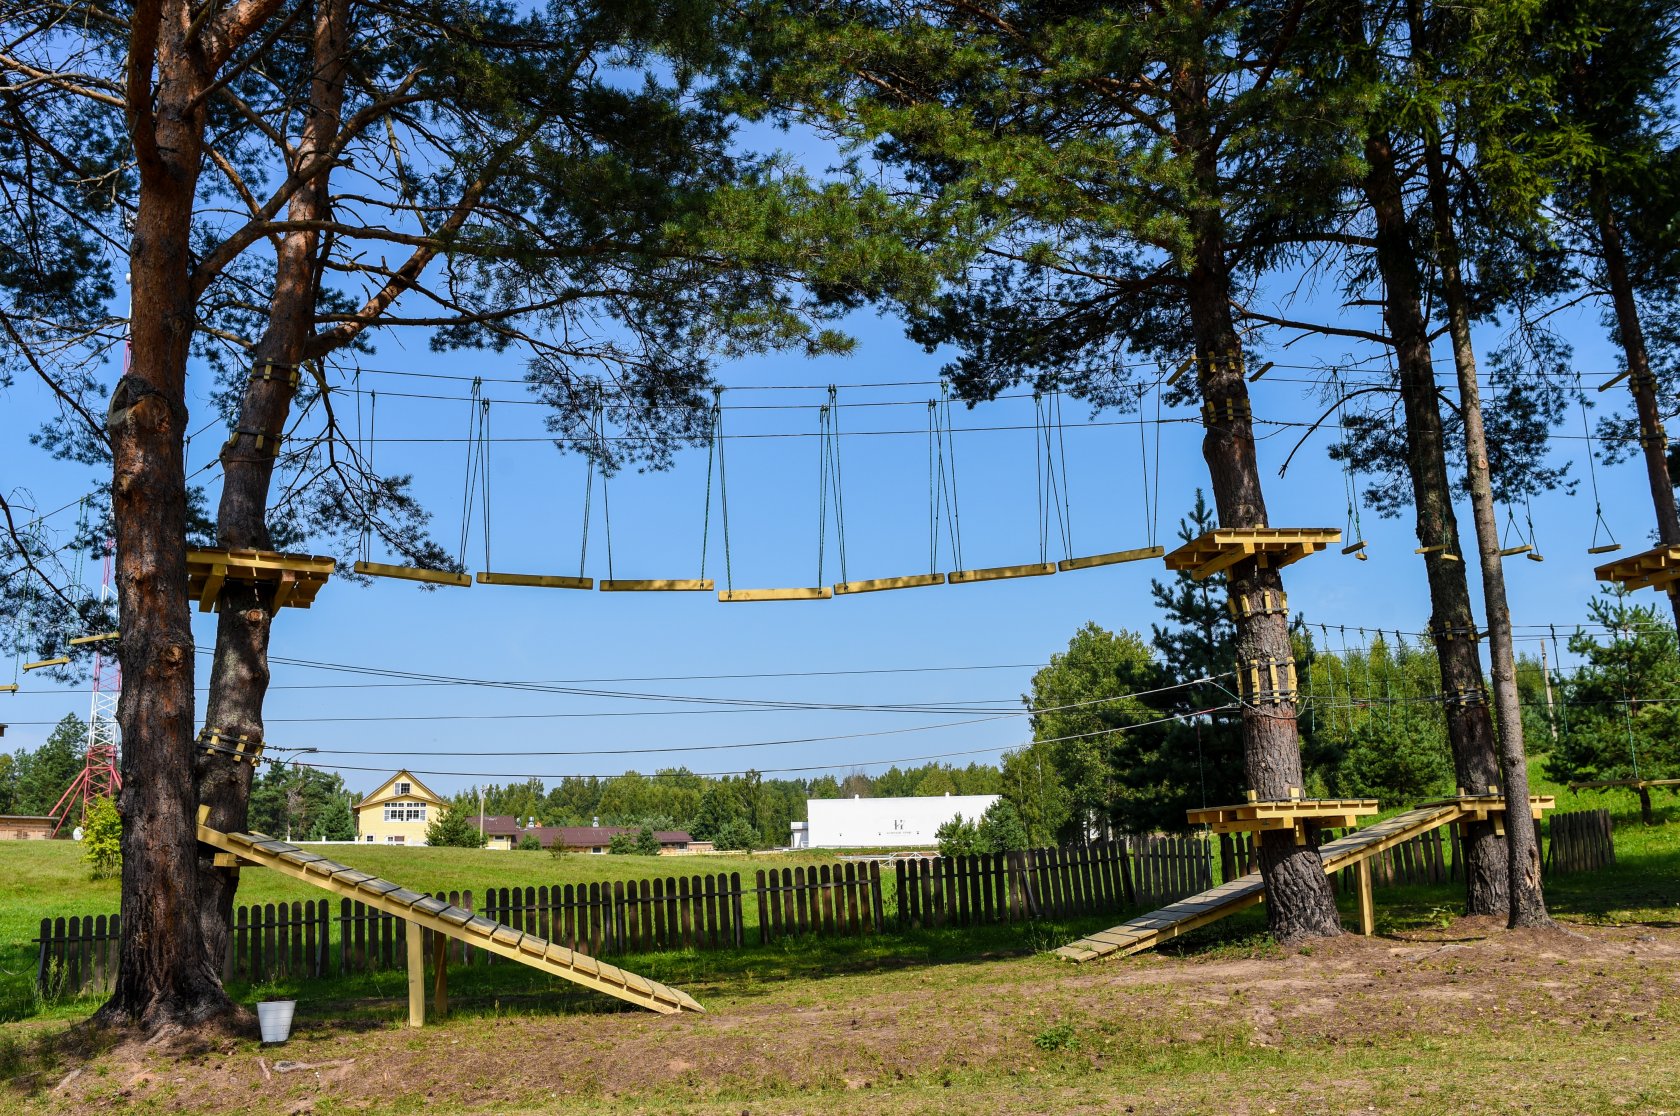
[186, 548, 334, 613]
[1593, 545, 1680, 594]
[1185, 796, 1379, 842]
[1163, 527, 1341, 580]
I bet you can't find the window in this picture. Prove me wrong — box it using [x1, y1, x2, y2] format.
[365, 834, 374, 843]
[383, 801, 426, 823]
[395, 781, 411, 796]
[387, 835, 405, 845]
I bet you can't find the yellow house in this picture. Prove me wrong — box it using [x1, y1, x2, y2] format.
[354, 770, 449, 846]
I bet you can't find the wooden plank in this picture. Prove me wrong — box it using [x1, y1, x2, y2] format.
[947, 562, 1056, 583]
[353, 560, 471, 587]
[200, 823, 699, 1014]
[718, 586, 833, 601]
[833, 572, 946, 594]
[1057, 545, 1166, 571]
[476, 571, 592, 590]
[599, 578, 714, 591]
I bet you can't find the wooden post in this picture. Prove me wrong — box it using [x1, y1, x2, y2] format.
[406, 919, 425, 1028]
[432, 929, 448, 1018]
[1356, 858, 1375, 937]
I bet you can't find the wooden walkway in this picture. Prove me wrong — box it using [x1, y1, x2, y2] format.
[197, 822, 701, 1017]
[1054, 803, 1466, 963]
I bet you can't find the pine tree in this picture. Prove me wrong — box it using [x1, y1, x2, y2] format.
[425, 806, 488, 849]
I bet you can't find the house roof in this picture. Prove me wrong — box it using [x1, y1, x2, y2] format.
[356, 769, 448, 809]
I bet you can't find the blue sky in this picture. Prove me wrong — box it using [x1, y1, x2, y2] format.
[1, 278, 1656, 802]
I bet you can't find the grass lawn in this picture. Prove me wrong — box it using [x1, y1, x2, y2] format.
[1, 778, 1676, 1114]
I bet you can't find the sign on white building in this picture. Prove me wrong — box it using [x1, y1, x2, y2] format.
[803, 794, 1000, 849]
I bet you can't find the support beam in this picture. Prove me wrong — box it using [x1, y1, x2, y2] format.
[433, 932, 448, 1017]
[1356, 858, 1375, 937]
[407, 920, 425, 1028]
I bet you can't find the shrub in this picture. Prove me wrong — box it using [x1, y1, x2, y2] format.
[425, 806, 488, 848]
[82, 795, 121, 879]
[516, 834, 542, 851]
[713, 818, 758, 851]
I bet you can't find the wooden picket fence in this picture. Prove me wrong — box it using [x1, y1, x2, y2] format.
[892, 838, 1208, 930]
[35, 914, 120, 996]
[757, 862, 885, 940]
[1547, 809, 1614, 874]
[478, 874, 751, 956]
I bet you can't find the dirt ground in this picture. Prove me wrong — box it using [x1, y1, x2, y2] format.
[7, 918, 1680, 1115]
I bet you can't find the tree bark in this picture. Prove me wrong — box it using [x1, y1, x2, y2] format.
[195, 0, 350, 963]
[1418, 122, 1549, 928]
[1175, 65, 1339, 941]
[1358, 125, 1508, 917]
[1593, 186, 1680, 634]
[96, 0, 236, 1032]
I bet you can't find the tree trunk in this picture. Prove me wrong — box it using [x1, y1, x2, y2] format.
[1179, 107, 1339, 943]
[96, 0, 237, 1031]
[195, 0, 350, 964]
[1419, 124, 1549, 928]
[1594, 186, 1680, 634]
[1358, 126, 1508, 917]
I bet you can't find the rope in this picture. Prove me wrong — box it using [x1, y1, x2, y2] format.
[1334, 373, 1365, 547]
[1033, 393, 1046, 563]
[830, 387, 847, 583]
[579, 418, 595, 579]
[1579, 372, 1619, 550]
[816, 387, 848, 585]
[701, 396, 718, 581]
[1054, 388, 1073, 557]
[458, 379, 483, 568]
[479, 399, 493, 572]
[596, 389, 613, 581]
[717, 392, 733, 591]
[360, 389, 377, 564]
[1137, 383, 1155, 547]
[942, 385, 964, 570]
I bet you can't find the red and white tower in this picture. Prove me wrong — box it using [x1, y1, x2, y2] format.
[49, 541, 121, 835]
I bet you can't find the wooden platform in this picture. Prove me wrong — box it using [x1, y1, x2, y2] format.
[1419, 793, 1555, 835]
[187, 548, 335, 613]
[1185, 797, 1378, 838]
[1594, 545, 1680, 593]
[195, 821, 701, 1021]
[1163, 528, 1341, 580]
[1568, 778, 1680, 791]
[1054, 803, 1465, 963]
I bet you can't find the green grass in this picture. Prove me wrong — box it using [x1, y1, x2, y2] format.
[5, 770, 1676, 1030]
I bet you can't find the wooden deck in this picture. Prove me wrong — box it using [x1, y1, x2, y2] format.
[1594, 545, 1680, 594]
[1162, 528, 1341, 580]
[187, 548, 335, 613]
[1054, 803, 1466, 963]
[196, 822, 702, 1019]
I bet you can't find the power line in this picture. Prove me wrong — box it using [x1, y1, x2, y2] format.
[284, 706, 1228, 781]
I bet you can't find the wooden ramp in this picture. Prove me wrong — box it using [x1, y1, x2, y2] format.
[197, 823, 702, 1017]
[1054, 803, 1466, 963]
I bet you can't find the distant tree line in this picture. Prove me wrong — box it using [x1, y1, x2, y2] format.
[456, 761, 1004, 851]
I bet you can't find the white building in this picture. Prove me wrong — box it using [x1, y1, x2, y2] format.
[803, 793, 1000, 849]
